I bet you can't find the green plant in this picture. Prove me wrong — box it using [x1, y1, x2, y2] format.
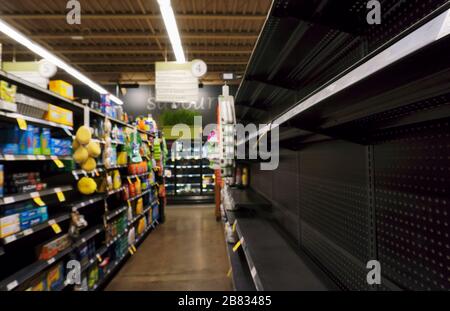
[159, 109, 201, 126]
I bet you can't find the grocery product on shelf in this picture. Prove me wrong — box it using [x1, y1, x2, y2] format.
[15, 93, 47, 118]
[37, 234, 71, 260]
[0, 68, 165, 292]
[73, 146, 89, 164]
[0, 81, 17, 105]
[81, 157, 97, 172]
[73, 125, 101, 172]
[44, 104, 73, 127]
[77, 177, 97, 195]
[5, 172, 47, 195]
[75, 125, 92, 145]
[49, 80, 73, 100]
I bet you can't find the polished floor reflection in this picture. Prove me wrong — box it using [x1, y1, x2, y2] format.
[106, 205, 232, 291]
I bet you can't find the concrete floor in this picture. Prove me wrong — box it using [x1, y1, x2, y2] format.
[106, 205, 232, 291]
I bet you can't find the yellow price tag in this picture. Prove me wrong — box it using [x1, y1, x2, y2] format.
[56, 191, 66, 202]
[33, 197, 46, 207]
[128, 200, 132, 208]
[53, 158, 65, 168]
[127, 177, 132, 184]
[51, 223, 62, 234]
[16, 117, 27, 130]
[232, 222, 237, 233]
[128, 247, 135, 255]
[232, 240, 242, 253]
[227, 268, 232, 278]
[132, 245, 137, 252]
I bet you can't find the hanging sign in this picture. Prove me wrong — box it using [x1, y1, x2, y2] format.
[155, 61, 200, 103]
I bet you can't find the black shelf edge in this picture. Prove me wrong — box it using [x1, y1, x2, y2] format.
[93, 220, 158, 291]
[0, 154, 72, 162]
[105, 206, 127, 221]
[0, 224, 102, 291]
[70, 195, 105, 211]
[0, 69, 85, 111]
[0, 186, 73, 206]
[1, 213, 71, 245]
[238, 7, 450, 145]
[127, 189, 151, 202]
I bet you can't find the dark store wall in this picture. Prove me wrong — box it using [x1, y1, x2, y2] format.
[74, 84, 237, 126]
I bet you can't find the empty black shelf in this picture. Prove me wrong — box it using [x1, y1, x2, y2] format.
[227, 208, 330, 291]
[230, 188, 271, 209]
[225, 241, 256, 291]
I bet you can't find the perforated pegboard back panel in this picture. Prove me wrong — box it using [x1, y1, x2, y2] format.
[373, 120, 450, 290]
[299, 140, 372, 290]
[250, 152, 301, 243]
[250, 164, 274, 200]
[301, 222, 370, 290]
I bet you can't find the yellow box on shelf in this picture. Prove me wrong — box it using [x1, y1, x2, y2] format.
[44, 104, 73, 127]
[49, 80, 74, 100]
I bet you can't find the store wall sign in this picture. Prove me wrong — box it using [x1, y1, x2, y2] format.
[155, 62, 199, 103]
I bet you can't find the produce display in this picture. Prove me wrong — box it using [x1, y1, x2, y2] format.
[73, 125, 101, 173]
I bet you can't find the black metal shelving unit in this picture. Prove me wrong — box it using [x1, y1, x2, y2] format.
[0, 69, 165, 291]
[234, 0, 450, 291]
[166, 140, 215, 204]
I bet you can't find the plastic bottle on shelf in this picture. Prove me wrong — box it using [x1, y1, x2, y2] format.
[242, 167, 249, 187]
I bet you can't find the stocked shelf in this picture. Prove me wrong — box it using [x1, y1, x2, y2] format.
[92, 220, 158, 291]
[69, 194, 107, 211]
[0, 225, 103, 291]
[0, 69, 85, 111]
[0, 185, 73, 206]
[128, 205, 153, 227]
[0, 154, 72, 161]
[0, 109, 73, 132]
[125, 172, 151, 180]
[105, 206, 127, 222]
[0, 30, 166, 292]
[127, 189, 151, 202]
[1, 212, 71, 245]
[107, 187, 125, 196]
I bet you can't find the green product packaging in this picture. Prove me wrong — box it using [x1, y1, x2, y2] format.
[40, 128, 51, 155]
[32, 126, 41, 155]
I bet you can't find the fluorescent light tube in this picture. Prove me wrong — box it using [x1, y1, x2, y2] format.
[158, 0, 186, 63]
[0, 18, 124, 105]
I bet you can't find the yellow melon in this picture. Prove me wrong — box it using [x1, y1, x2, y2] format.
[73, 146, 89, 164]
[76, 126, 92, 145]
[77, 177, 97, 195]
[81, 157, 97, 172]
[87, 141, 101, 158]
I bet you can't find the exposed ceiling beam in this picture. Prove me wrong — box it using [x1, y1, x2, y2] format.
[0, 14, 267, 21]
[73, 60, 248, 65]
[25, 32, 259, 40]
[4, 49, 252, 55]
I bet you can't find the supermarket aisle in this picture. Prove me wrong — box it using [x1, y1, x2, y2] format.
[106, 205, 232, 291]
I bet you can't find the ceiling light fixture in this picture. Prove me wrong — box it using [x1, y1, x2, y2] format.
[157, 0, 186, 63]
[0, 19, 123, 105]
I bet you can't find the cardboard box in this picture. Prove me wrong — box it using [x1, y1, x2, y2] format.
[0, 214, 20, 238]
[38, 234, 71, 260]
[20, 207, 48, 230]
[44, 104, 73, 127]
[49, 80, 73, 100]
